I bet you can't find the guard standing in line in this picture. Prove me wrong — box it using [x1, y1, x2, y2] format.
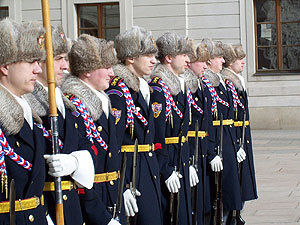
[0, 18, 47, 224]
[201, 39, 242, 223]
[106, 26, 163, 225]
[61, 34, 121, 225]
[149, 31, 194, 225]
[26, 25, 95, 225]
[221, 43, 258, 207]
[183, 41, 213, 225]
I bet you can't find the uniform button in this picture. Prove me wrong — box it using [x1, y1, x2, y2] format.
[63, 194, 68, 201]
[195, 97, 199, 101]
[147, 130, 150, 134]
[154, 175, 157, 179]
[110, 181, 114, 186]
[183, 163, 186, 166]
[247, 140, 250, 144]
[181, 143, 184, 147]
[74, 123, 78, 129]
[28, 215, 34, 222]
[220, 91, 223, 95]
[118, 150, 121, 153]
[97, 126, 102, 132]
[136, 107, 140, 111]
[202, 155, 205, 158]
[16, 141, 20, 148]
[149, 152, 153, 157]
[176, 101, 179, 105]
[230, 125, 232, 128]
[108, 152, 112, 158]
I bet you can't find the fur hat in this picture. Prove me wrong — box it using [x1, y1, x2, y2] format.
[115, 26, 157, 62]
[201, 38, 224, 59]
[187, 40, 210, 63]
[0, 18, 45, 66]
[69, 34, 118, 76]
[51, 25, 68, 57]
[223, 44, 246, 67]
[156, 32, 190, 62]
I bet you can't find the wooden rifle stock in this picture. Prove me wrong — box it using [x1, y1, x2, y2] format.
[41, 1, 64, 224]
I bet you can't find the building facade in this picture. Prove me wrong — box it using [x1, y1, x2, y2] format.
[1, 0, 299, 129]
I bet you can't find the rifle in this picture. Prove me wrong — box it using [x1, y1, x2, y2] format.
[170, 131, 183, 225]
[127, 139, 138, 225]
[41, 1, 64, 224]
[213, 114, 223, 225]
[191, 121, 199, 225]
[113, 152, 127, 221]
[9, 179, 15, 225]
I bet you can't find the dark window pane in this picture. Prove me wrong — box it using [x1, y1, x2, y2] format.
[0, 8, 8, 19]
[103, 5, 120, 27]
[256, 0, 275, 22]
[79, 29, 98, 37]
[258, 47, 277, 69]
[281, 0, 300, 22]
[104, 28, 120, 41]
[282, 23, 300, 45]
[283, 46, 300, 70]
[79, 6, 98, 28]
[257, 24, 277, 46]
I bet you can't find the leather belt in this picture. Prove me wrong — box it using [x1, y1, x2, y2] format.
[94, 171, 119, 183]
[121, 144, 154, 152]
[43, 181, 74, 192]
[0, 195, 44, 213]
[187, 131, 208, 138]
[213, 119, 234, 126]
[234, 121, 250, 127]
[165, 136, 188, 144]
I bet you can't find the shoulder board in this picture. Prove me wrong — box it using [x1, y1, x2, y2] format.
[150, 76, 162, 84]
[72, 110, 80, 117]
[151, 86, 162, 92]
[110, 76, 123, 87]
[106, 89, 123, 97]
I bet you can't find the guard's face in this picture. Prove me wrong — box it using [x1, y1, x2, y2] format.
[170, 54, 190, 75]
[132, 54, 156, 76]
[53, 53, 68, 86]
[189, 61, 208, 77]
[231, 58, 245, 74]
[89, 67, 114, 91]
[208, 57, 225, 73]
[5, 61, 42, 96]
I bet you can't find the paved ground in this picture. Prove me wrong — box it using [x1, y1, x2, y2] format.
[241, 130, 300, 224]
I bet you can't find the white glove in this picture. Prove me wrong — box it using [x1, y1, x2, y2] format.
[165, 171, 182, 193]
[107, 218, 121, 225]
[123, 188, 141, 217]
[209, 155, 223, 172]
[237, 147, 246, 163]
[44, 154, 78, 177]
[189, 166, 199, 187]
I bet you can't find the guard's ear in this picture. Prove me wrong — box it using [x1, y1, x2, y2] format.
[0, 65, 9, 76]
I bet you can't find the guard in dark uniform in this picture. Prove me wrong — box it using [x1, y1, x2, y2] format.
[149, 32, 193, 225]
[0, 18, 48, 224]
[221, 44, 258, 205]
[106, 26, 163, 225]
[183, 41, 213, 225]
[201, 39, 242, 223]
[26, 25, 96, 225]
[61, 34, 121, 225]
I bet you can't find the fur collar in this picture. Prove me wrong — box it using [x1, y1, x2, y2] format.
[183, 69, 199, 94]
[113, 64, 140, 92]
[0, 85, 42, 135]
[61, 74, 105, 121]
[151, 63, 181, 95]
[221, 68, 243, 91]
[25, 81, 76, 118]
[203, 69, 221, 87]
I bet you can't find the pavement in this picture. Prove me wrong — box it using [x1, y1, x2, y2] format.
[241, 130, 300, 224]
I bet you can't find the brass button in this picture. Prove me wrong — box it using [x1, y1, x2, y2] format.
[183, 163, 186, 166]
[63, 194, 68, 201]
[154, 175, 157, 179]
[118, 150, 121, 153]
[220, 91, 223, 95]
[247, 140, 250, 144]
[202, 154, 205, 158]
[149, 152, 153, 157]
[136, 107, 140, 111]
[176, 101, 179, 105]
[108, 152, 112, 158]
[230, 125, 232, 128]
[16, 141, 20, 148]
[110, 181, 114, 186]
[147, 130, 150, 134]
[181, 143, 184, 147]
[28, 215, 34, 222]
[97, 126, 102, 132]
[195, 97, 198, 101]
[75, 123, 78, 129]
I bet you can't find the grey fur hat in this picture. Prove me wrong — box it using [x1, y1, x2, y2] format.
[69, 34, 118, 76]
[51, 24, 68, 57]
[156, 31, 190, 62]
[223, 44, 246, 67]
[201, 38, 224, 59]
[0, 18, 45, 66]
[188, 40, 210, 63]
[115, 26, 157, 62]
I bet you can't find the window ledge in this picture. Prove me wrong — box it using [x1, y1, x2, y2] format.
[254, 71, 300, 76]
